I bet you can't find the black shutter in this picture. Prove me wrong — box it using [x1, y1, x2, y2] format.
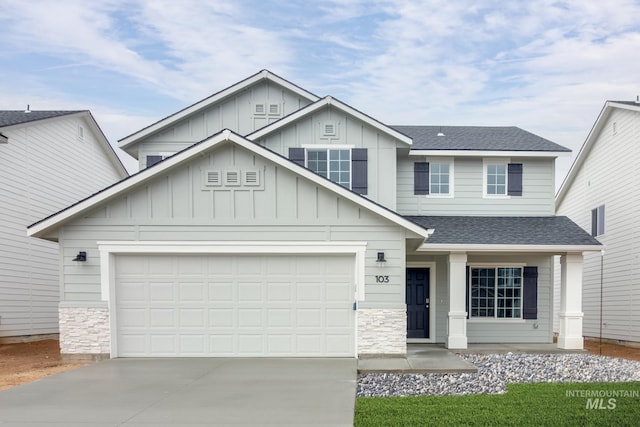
[591, 208, 598, 236]
[466, 266, 470, 319]
[146, 155, 163, 167]
[507, 163, 523, 196]
[288, 147, 305, 167]
[351, 148, 368, 195]
[522, 266, 538, 319]
[414, 162, 429, 195]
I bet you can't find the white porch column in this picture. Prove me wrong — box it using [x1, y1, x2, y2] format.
[446, 252, 468, 349]
[558, 253, 584, 349]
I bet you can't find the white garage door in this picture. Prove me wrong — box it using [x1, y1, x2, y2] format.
[114, 254, 355, 357]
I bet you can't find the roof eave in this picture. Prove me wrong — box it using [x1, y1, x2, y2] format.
[417, 243, 603, 253]
[409, 150, 570, 157]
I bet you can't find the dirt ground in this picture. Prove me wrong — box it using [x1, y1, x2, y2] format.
[0, 338, 639, 391]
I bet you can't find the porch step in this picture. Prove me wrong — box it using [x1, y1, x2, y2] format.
[358, 348, 477, 374]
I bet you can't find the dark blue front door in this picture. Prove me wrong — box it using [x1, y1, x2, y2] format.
[406, 268, 429, 338]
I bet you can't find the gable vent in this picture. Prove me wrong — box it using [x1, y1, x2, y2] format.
[243, 170, 260, 186]
[323, 123, 336, 136]
[268, 103, 281, 115]
[225, 171, 240, 186]
[205, 170, 221, 186]
[254, 103, 266, 115]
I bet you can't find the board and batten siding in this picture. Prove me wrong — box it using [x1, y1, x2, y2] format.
[255, 106, 401, 210]
[137, 80, 314, 169]
[556, 107, 640, 343]
[0, 115, 125, 338]
[397, 156, 556, 216]
[59, 142, 411, 310]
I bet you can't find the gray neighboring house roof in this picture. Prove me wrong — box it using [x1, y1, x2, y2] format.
[0, 110, 84, 127]
[405, 216, 602, 246]
[608, 100, 640, 107]
[393, 125, 571, 152]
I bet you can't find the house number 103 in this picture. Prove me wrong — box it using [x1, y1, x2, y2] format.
[375, 275, 390, 283]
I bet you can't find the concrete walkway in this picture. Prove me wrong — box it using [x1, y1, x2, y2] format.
[0, 358, 357, 426]
[358, 345, 477, 373]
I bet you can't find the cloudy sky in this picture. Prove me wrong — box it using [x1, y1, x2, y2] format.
[1, 0, 639, 186]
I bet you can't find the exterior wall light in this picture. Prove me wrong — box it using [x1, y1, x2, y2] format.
[72, 251, 87, 262]
[376, 252, 386, 262]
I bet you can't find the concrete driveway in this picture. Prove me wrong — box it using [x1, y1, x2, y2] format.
[0, 358, 357, 426]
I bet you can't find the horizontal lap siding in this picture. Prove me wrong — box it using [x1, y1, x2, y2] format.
[0, 116, 124, 337]
[556, 108, 640, 342]
[397, 157, 555, 216]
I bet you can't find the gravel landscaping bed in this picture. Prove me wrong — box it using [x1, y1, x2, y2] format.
[357, 353, 640, 397]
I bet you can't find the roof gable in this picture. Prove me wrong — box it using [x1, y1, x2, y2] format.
[0, 110, 127, 178]
[248, 96, 412, 145]
[0, 110, 84, 128]
[395, 125, 570, 154]
[556, 101, 640, 206]
[118, 70, 320, 153]
[29, 129, 428, 240]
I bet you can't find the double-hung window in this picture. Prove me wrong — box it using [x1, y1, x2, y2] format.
[413, 159, 453, 196]
[470, 267, 522, 319]
[483, 160, 523, 197]
[307, 149, 351, 189]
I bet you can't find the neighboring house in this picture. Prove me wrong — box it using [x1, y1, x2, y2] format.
[0, 110, 128, 340]
[555, 100, 640, 345]
[27, 70, 601, 358]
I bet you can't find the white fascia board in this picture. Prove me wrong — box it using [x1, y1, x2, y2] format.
[29, 129, 429, 240]
[83, 112, 128, 178]
[248, 96, 413, 145]
[417, 243, 603, 253]
[118, 70, 320, 150]
[409, 150, 570, 158]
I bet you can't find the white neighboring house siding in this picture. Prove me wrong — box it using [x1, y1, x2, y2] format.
[556, 106, 640, 343]
[137, 80, 314, 169]
[53, 142, 416, 356]
[397, 156, 556, 216]
[0, 114, 125, 339]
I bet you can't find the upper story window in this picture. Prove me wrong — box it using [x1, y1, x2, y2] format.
[483, 160, 523, 197]
[413, 159, 454, 196]
[288, 147, 368, 195]
[307, 149, 351, 188]
[591, 204, 605, 236]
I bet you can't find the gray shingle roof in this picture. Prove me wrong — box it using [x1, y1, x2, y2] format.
[405, 216, 601, 246]
[609, 100, 640, 107]
[0, 110, 84, 127]
[392, 125, 571, 152]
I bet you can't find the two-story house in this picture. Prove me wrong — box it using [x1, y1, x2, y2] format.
[27, 71, 600, 358]
[0, 110, 127, 341]
[556, 100, 640, 345]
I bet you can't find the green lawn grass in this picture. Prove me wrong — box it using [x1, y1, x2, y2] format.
[355, 382, 640, 426]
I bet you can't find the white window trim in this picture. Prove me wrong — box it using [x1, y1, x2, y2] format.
[301, 144, 353, 150]
[426, 157, 454, 198]
[98, 241, 367, 359]
[483, 158, 511, 199]
[468, 264, 525, 321]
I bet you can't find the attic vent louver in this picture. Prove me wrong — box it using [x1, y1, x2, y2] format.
[225, 171, 240, 186]
[205, 170, 221, 186]
[254, 103, 266, 114]
[268, 103, 280, 115]
[243, 170, 260, 186]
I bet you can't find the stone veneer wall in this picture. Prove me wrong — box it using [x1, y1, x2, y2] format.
[59, 305, 110, 355]
[357, 308, 406, 356]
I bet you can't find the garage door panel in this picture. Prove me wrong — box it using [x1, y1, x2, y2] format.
[116, 254, 355, 357]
